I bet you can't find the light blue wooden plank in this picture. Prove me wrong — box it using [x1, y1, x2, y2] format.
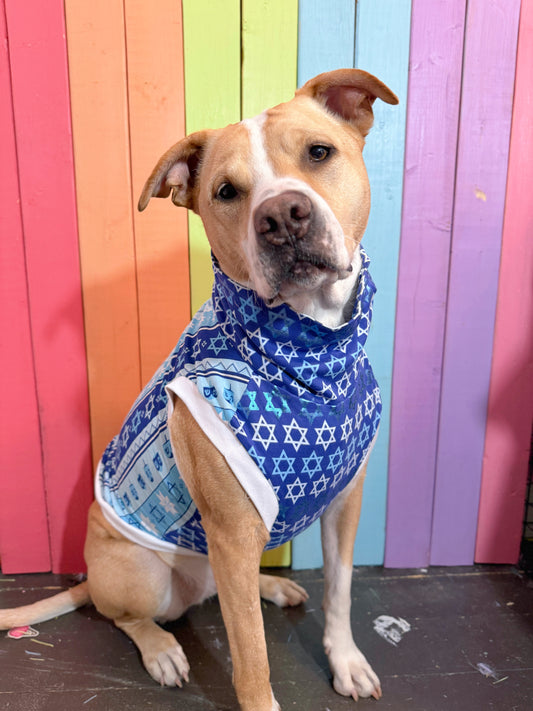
[353, 0, 412, 565]
[292, 0, 412, 570]
[292, 0, 357, 570]
[297, 0, 355, 86]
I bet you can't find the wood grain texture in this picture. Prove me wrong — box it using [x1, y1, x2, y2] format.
[292, 0, 358, 570]
[475, 1, 533, 564]
[242, 0, 299, 569]
[352, 0, 412, 566]
[241, 0, 298, 118]
[125, 0, 190, 385]
[292, 0, 412, 570]
[430, 0, 521, 566]
[65, 0, 141, 464]
[0, 0, 51, 573]
[182, 0, 241, 314]
[5, 0, 93, 572]
[385, 0, 467, 568]
[297, 0, 356, 85]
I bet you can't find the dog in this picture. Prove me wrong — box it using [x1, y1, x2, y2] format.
[1, 69, 398, 710]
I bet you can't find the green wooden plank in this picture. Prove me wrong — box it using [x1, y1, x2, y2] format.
[182, 0, 241, 313]
[241, 0, 298, 118]
[241, 0, 298, 568]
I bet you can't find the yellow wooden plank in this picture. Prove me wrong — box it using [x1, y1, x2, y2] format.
[182, 0, 241, 313]
[125, 0, 190, 385]
[65, 0, 140, 462]
[242, 0, 299, 118]
[242, 0, 299, 568]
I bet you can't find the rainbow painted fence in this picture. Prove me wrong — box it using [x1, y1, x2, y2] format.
[1, 0, 531, 574]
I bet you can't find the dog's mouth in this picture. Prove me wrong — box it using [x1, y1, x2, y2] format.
[263, 249, 353, 305]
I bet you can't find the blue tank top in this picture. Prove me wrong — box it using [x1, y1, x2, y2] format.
[96, 248, 381, 555]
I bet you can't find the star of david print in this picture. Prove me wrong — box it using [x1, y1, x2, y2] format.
[97, 249, 382, 555]
[251, 415, 278, 449]
[283, 418, 310, 451]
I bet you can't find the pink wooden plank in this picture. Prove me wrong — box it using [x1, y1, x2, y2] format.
[0, 0, 51, 573]
[475, 1, 533, 564]
[6, 0, 93, 573]
[385, 0, 466, 568]
[430, 0, 521, 566]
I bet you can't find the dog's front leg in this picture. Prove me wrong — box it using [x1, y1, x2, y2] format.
[207, 515, 277, 711]
[321, 462, 382, 701]
[169, 399, 279, 711]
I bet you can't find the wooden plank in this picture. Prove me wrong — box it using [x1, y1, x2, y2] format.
[242, 0, 299, 568]
[241, 0, 298, 118]
[352, 0, 412, 566]
[182, 0, 241, 314]
[6, 0, 93, 572]
[297, 0, 356, 86]
[475, 1, 533, 564]
[291, 0, 358, 571]
[0, 0, 51, 573]
[430, 0, 521, 566]
[125, 0, 190, 385]
[292, 0, 412, 570]
[385, 0, 467, 568]
[65, 0, 141, 464]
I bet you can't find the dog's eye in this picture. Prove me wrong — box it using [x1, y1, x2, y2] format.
[216, 182, 238, 201]
[309, 145, 331, 162]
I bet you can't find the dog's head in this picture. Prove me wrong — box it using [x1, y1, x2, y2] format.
[139, 69, 397, 312]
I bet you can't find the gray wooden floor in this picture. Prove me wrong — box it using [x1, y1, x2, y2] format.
[1, 566, 532, 710]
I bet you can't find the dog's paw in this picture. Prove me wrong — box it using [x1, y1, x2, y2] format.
[259, 574, 309, 607]
[143, 641, 190, 687]
[326, 641, 381, 701]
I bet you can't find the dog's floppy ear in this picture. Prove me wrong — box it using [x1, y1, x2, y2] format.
[138, 130, 211, 212]
[296, 69, 398, 137]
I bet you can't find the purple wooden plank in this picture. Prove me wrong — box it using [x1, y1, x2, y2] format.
[430, 0, 521, 566]
[385, 0, 466, 568]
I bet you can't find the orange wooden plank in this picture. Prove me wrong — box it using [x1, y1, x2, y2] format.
[65, 0, 141, 463]
[125, 0, 190, 384]
[0, 0, 51, 572]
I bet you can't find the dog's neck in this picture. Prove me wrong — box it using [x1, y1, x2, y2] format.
[277, 246, 362, 330]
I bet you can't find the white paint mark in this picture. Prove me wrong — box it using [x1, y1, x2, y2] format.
[475, 187, 487, 202]
[373, 615, 411, 646]
[476, 662, 499, 680]
[83, 695, 98, 704]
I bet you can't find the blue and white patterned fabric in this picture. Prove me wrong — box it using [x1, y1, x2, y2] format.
[96, 248, 381, 556]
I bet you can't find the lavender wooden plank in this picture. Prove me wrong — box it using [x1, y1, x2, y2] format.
[385, 0, 467, 568]
[430, 0, 521, 565]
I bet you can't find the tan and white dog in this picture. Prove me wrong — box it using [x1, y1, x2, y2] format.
[0, 69, 397, 710]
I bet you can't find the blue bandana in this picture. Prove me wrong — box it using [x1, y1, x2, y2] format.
[96, 248, 381, 555]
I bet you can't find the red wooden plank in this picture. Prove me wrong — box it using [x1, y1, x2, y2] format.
[6, 0, 93, 572]
[0, 0, 51, 573]
[385, 0, 466, 567]
[476, 1, 533, 563]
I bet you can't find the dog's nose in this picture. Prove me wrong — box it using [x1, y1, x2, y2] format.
[253, 191, 312, 245]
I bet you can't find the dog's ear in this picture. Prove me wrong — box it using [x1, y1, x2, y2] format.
[296, 69, 398, 137]
[138, 130, 211, 212]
